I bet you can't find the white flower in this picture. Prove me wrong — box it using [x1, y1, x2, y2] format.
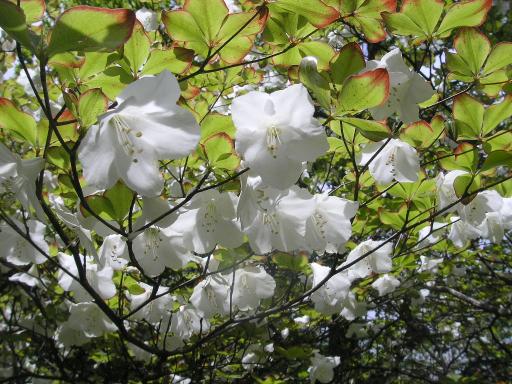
[294, 315, 310, 325]
[129, 282, 173, 323]
[58, 253, 116, 302]
[305, 194, 358, 253]
[232, 84, 329, 189]
[419, 255, 443, 273]
[436, 170, 469, 212]
[169, 374, 191, 384]
[478, 212, 505, 243]
[132, 226, 191, 276]
[8, 264, 40, 287]
[54, 205, 98, 259]
[458, 190, 503, 226]
[98, 234, 129, 270]
[308, 351, 340, 384]
[371, 274, 400, 296]
[64, 302, 117, 339]
[0, 142, 45, 218]
[229, 265, 276, 311]
[78, 71, 200, 196]
[171, 189, 243, 254]
[416, 222, 448, 249]
[339, 291, 367, 321]
[358, 138, 420, 184]
[56, 322, 91, 347]
[0, 219, 48, 266]
[365, 48, 435, 123]
[310, 263, 351, 315]
[0, 27, 16, 52]
[242, 344, 264, 371]
[190, 274, 230, 318]
[447, 216, 481, 247]
[343, 240, 393, 280]
[170, 305, 208, 340]
[238, 177, 314, 254]
[135, 7, 159, 31]
[16, 67, 42, 95]
[225, 0, 241, 13]
[134, 196, 177, 230]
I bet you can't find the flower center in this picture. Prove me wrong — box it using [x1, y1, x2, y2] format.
[143, 228, 163, 262]
[263, 211, 279, 235]
[312, 211, 327, 240]
[111, 115, 143, 162]
[384, 147, 397, 177]
[266, 126, 282, 158]
[201, 203, 218, 233]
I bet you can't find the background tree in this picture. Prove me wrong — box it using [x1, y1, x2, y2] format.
[0, 0, 511, 383]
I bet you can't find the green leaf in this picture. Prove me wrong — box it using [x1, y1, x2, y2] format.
[453, 173, 480, 198]
[383, 0, 443, 40]
[273, 41, 335, 71]
[162, 9, 207, 57]
[0, 0, 35, 49]
[47, 6, 136, 57]
[484, 132, 512, 153]
[482, 42, 512, 75]
[436, 0, 492, 36]
[79, 52, 121, 80]
[272, 252, 308, 272]
[382, 12, 425, 39]
[481, 151, 512, 172]
[47, 146, 70, 169]
[201, 114, 236, 142]
[327, 137, 347, 156]
[446, 52, 474, 80]
[123, 20, 150, 74]
[103, 181, 134, 222]
[439, 143, 478, 172]
[453, 27, 491, 76]
[80, 195, 116, 221]
[378, 204, 407, 230]
[400, 116, 445, 148]
[183, 0, 228, 43]
[215, 9, 268, 64]
[327, 0, 395, 43]
[78, 88, 108, 127]
[342, 117, 390, 141]
[330, 42, 365, 85]
[337, 68, 390, 114]
[453, 94, 484, 139]
[141, 48, 193, 76]
[482, 95, 512, 136]
[84, 66, 134, 99]
[0, 97, 38, 146]
[163, 1, 267, 64]
[273, 0, 340, 28]
[201, 132, 240, 171]
[18, 0, 45, 24]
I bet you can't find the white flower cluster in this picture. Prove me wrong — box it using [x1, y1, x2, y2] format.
[0, 71, 364, 348]
[433, 170, 512, 247]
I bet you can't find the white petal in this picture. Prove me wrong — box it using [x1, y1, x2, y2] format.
[115, 153, 163, 197]
[117, 70, 181, 108]
[270, 84, 315, 129]
[78, 124, 117, 190]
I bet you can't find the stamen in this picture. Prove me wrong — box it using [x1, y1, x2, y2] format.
[266, 126, 282, 158]
[111, 115, 143, 162]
